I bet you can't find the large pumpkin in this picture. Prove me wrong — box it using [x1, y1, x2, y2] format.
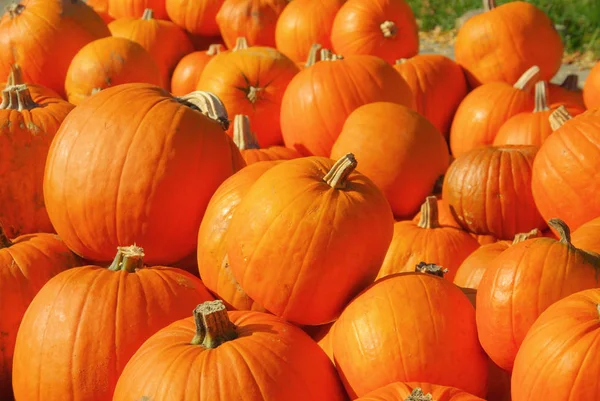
[12, 245, 215, 401]
[226, 154, 394, 325]
[454, 0, 563, 87]
[476, 219, 600, 372]
[43, 84, 245, 265]
[357, 382, 485, 401]
[0, 225, 81, 400]
[0, 0, 110, 98]
[583, 60, 600, 110]
[572, 216, 600, 254]
[170, 44, 223, 96]
[0, 84, 74, 238]
[281, 50, 414, 156]
[108, 0, 168, 20]
[165, 0, 223, 37]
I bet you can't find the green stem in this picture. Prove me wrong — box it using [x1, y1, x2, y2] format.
[191, 300, 238, 348]
[107, 245, 145, 272]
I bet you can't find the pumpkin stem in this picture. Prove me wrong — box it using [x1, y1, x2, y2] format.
[0, 224, 12, 248]
[206, 44, 223, 56]
[482, 0, 497, 11]
[533, 81, 550, 112]
[323, 153, 357, 189]
[512, 228, 541, 245]
[191, 300, 238, 348]
[5, 3, 25, 18]
[395, 58, 408, 65]
[305, 43, 323, 68]
[176, 91, 230, 130]
[380, 21, 398, 38]
[5, 64, 24, 88]
[549, 105, 573, 131]
[141, 8, 154, 20]
[320, 49, 344, 61]
[513, 66, 541, 91]
[548, 218, 571, 245]
[405, 388, 433, 401]
[418, 196, 441, 229]
[0, 84, 39, 111]
[560, 74, 579, 90]
[107, 245, 145, 273]
[246, 86, 263, 104]
[233, 37, 249, 51]
[415, 262, 448, 278]
[233, 115, 260, 150]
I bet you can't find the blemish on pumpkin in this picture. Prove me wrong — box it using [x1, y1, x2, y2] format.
[27, 121, 40, 134]
[175, 276, 195, 289]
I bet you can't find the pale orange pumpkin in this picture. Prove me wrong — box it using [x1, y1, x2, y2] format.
[572, 216, 600, 254]
[165, 0, 224, 37]
[583, 61, 600, 110]
[170, 44, 222, 96]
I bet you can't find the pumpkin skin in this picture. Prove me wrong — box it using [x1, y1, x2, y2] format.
[226, 155, 394, 325]
[85, 0, 113, 23]
[583, 60, 600, 110]
[170, 44, 222, 96]
[0, 0, 111, 98]
[108, 0, 168, 20]
[65, 36, 163, 105]
[572, 216, 600, 254]
[412, 197, 461, 228]
[332, 270, 488, 398]
[511, 288, 600, 401]
[197, 46, 300, 148]
[0, 84, 75, 238]
[281, 52, 414, 157]
[394, 55, 468, 139]
[476, 219, 600, 372]
[442, 145, 546, 240]
[12, 246, 215, 401]
[275, 0, 346, 63]
[356, 382, 485, 401]
[43, 84, 245, 265]
[165, 0, 223, 37]
[303, 321, 336, 363]
[331, 0, 419, 65]
[330, 102, 449, 218]
[0, 227, 81, 400]
[454, 0, 563, 87]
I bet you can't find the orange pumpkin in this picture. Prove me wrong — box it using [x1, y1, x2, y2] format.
[0, 0, 110, 98]
[109, 8, 194, 89]
[170, 44, 222, 96]
[443, 145, 546, 240]
[356, 382, 485, 401]
[476, 219, 600, 372]
[281, 50, 414, 156]
[332, 265, 488, 398]
[65, 36, 163, 105]
[85, 0, 113, 23]
[412, 197, 461, 228]
[197, 45, 300, 147]
[226, 154, 394, 325]
[43, 85, 244, 265]
[12, 245, 215, 401]
[303, 321, 336, 363]
[583, 61, 600, 110]
[549, 74, 585, 110]
[454, 0, 563, 87]
[108, 0, 168, 20]
[330, 0, 419, 64]
[165, 0, 223, 37]
[394, 55, 468, 139]
[2, 64, 62, 99]
[572, 216, 600, 254]
[449, 66, 538, 157]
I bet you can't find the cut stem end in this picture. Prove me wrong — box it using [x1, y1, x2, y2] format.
[191, 300, 238, 348]
[107, 245, 145, 272]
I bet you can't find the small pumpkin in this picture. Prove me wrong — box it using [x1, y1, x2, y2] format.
[165, 0, 223, 37]
[549, 74, 585, 110]
[108, 0, 168, 20]
[170, 44, 223, 96]
[356, 382, 485, 401]
[583, 60, 600, 110]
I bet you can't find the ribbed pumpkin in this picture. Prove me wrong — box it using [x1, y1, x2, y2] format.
[454, 0, 562, 87]
[112, 300, 347, 400]
[449, 66, 539, 157]
[333, 265, 488, 398]
[165, 0, 223, 37]
[2, 64, 62, 99]
[442, 145, 545, 240]
[281, 50, 414, 156]
[511, 288, 600, 401]
[233, 115, 300, 164]
[0, 225, 81, 400]
[330, 0, 419, 64]
[43, 84, 245, 265]
[12, 245, 215, 401]
[476, 219, 600, 372]
[583, 61, 600, 110]
[0, 84, 74, 238]
[109, 8, 194, 89]
[0, 0, 110, 98]
[226, 154, 394, 325]
[572, 216, 600, 254]
[65, 36, 162, 105]
[108, 0, 168, 20]
[549, 74, 585, 110]
[197, 45, 300, 147]
[394, 55, 468, 139]
[170, 44, 222, 96]
[357, 382, 485, 401]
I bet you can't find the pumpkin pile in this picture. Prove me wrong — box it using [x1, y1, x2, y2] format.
[0, 0, 599, 400]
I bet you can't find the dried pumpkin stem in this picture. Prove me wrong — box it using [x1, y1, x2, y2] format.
[380, 21, 398, 38]
[206, 44, 223, 56]
[246, 86, 263, 104]
[482, 0, 497, 11]
[560, 74, 579, 90]
[320, 49, 344, 61]
[176, 91, 230, 130]
[549, 105, 573, 131]
[597, 304, 600, 318]
[533, 81, 549, 112]
[6, 3, 25, 18]
[513, 66, 541, 91]
[512, 228, 541, 245]
[191, 300, 238, 348]
[548, 218, 571, 245]
[5, 64, 24, 88]
[233, 37, 249, 51]
[395, 58, 408, 65]
[233, 115, 260, 150]
[304, 43, 323, 68]
[141, 8, 154, 20]
[0, 224, 12, 248]
[323, 153, 357, 189]
[418, 196, 441, 229]
[107, 245, 145, 273]
[415, 262, 448, 278]
[0, 84, 39, 111]
[405, 388, 433, 401]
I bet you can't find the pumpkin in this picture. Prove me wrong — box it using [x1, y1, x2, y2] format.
[583, 61, 600, 110]
[0, 225, 81, 400]
[393, 55, 468, 139]
[0, 0, 110, 98]
[170, 44, 223, 96]
[275, 0, 346, 63]
[281, 49, 414, 156]
[454, 0, 563, 87]
[165, 0, 223, 37]
[330, 0, 419, 64]
[532, 107, 600, 231]
[330, 102, 448, 217]
[197, 45, 300, 147]
[511, 288, 600, 400]
[216, 0, 289, 49]
[476, 218, 600, 372]
[303, 321, 336, 363]
[356, 382, 485, 401]
[12, 245, 215, 401]
[379, 197, 480, 282]
[411, 197, 461, 228]
[65, 36, 163, 105]
[0, 84, 74, 238]
[2, 64, 62, 99]
[108, 0, 168, 20]
[226, 154, 394, 325]
[109, 8, 194, 89]
[493, 81, 584, 147]
[449, 66, 538, 157]
[332, 264, 488, 398]
[43, 85, 245, 265]
[197, 160, 282, 312]
[549, 74, 585, 110]
[113, 300, 347, 400]
[572, 216, 600, 254]
[84, 0, 113, 23]
[442, 144, 546, 239]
